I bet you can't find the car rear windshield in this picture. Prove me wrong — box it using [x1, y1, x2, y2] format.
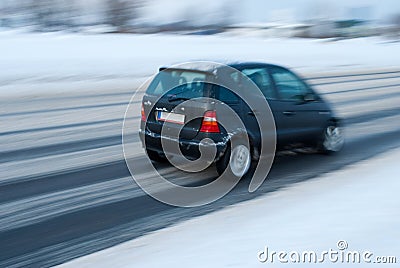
[146, 70, 208, 98]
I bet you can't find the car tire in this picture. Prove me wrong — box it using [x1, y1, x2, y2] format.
[318, 124, 344, 154]
[216, 141, 252, 177]
[146, 149, 168, 163]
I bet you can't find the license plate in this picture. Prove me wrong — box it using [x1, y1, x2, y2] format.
[156, 111, 185, 124]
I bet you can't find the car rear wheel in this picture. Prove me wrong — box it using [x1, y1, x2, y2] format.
[146, 149, 168, 163]
[216, 142, 252, 177]
[319, 125, 344, 154]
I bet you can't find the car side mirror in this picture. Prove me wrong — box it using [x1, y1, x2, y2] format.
[303, 93, 317, 102]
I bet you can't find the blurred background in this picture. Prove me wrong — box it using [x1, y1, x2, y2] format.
[1, 0, 400, 38]
[0, 1, 399, 267]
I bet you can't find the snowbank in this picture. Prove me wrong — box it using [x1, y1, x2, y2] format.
[1, 31, 400, 96]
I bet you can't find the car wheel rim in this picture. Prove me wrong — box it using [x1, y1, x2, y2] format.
[323, 126, 344, 152]
[230, 145, 251, 177]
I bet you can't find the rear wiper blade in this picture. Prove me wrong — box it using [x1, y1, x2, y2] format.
[168, 96, 190, 102]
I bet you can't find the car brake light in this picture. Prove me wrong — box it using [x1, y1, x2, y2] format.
[141, 103, 146, 121]
[200, 110, 220, 133]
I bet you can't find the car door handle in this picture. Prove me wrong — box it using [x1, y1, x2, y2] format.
[283, 111, 296, 116]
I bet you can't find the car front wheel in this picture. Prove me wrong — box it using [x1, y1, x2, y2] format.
[319, 124, 344, 154]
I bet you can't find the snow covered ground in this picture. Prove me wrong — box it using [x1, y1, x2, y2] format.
[59, 147, 400, 267]
[1, 30, 400, 96]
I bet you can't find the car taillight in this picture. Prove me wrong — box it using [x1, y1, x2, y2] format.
[141, 103, 146, 121]
[200, 110, 220, 133]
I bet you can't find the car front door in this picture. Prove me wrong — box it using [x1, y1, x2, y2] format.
[269, 66, 326, 146]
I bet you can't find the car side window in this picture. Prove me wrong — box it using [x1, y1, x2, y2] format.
[241, 68, 276, 100]
[270, 67, 310, 101]
[216, 85, 239, 103]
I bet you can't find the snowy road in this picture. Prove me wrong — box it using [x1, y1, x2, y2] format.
[0, 67, 399, 267]
[59, 147, 400, 268]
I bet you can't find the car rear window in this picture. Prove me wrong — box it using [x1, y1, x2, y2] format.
[146, 70, 208, 98]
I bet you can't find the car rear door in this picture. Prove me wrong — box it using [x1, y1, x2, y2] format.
[238, 67, 281, 148]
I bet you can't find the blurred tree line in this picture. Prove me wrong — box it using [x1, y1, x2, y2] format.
[0, 0, 399, 37]
[0, 0, 141, 31]
[0, 0, 234, 31]
[105, 0, 139, 30]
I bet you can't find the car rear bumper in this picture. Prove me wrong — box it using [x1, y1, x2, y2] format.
[139, 129, 228, 161]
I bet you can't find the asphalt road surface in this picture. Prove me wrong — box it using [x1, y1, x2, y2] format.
[1, 69, 400, 267]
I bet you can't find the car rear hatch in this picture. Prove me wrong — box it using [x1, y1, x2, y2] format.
[142, 69, 215, 140]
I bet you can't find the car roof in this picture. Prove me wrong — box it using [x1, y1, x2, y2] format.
[228, 62, 283, 70]
[159, 61, 284, 74]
